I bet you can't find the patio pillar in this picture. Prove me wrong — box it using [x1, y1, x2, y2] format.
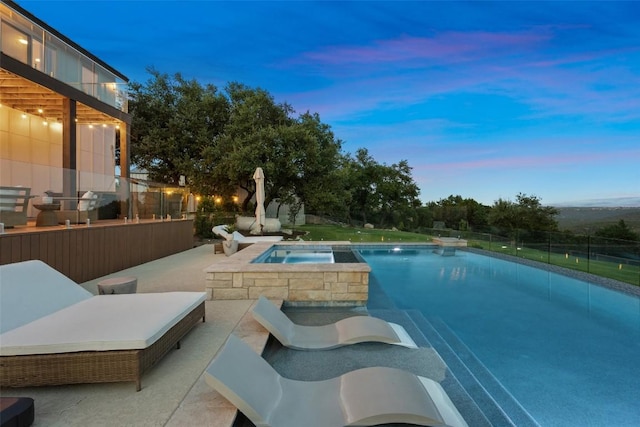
[62, 98, 77, 209]
[119, 122, 132, 218]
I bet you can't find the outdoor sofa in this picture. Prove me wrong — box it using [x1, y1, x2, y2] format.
[0, 260, 206, 391]
[44, 190, 101, 224]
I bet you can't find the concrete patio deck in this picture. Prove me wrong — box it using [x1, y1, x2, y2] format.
[3, 244, 269, 427]
[3, 243, 482, 427]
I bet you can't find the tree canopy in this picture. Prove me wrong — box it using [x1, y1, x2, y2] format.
[488, 193, 558, 236]
[594, 220, 639, 241]
[129, 73, 346, 216]
[129, 70, 575, 235]
[428, 195, 490, 231]
[128, 68, 229, 191]
[339, 148, 421, 228]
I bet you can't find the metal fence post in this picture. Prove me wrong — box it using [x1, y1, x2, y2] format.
[587, 234, 591, 274]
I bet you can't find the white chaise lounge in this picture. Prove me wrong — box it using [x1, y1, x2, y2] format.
[212, 225, 283, 243]
[205, 335, 468, 427]
[252, 296, 417, 350]
[0, 260, 206, 391]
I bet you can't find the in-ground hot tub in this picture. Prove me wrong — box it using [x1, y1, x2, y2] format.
[251, 245, 363, 264]
[205, 242, 370, 306]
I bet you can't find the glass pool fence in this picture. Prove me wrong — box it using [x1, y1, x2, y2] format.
[428, 228, 640, 286]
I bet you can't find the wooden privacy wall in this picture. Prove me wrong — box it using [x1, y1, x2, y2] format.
[0, 221, 194, 283]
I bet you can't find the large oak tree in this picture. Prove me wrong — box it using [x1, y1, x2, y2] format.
[128, 68, 229, 194]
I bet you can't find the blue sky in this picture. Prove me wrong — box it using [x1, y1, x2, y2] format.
[20, 1, 640, 206]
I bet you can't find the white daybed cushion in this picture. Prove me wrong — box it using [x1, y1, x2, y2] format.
[0, 292, 207, 356]
[0, 260, 92, 334]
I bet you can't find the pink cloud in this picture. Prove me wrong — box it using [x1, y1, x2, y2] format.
[299, 30, 551, 66]
[420, 147, 640, 173]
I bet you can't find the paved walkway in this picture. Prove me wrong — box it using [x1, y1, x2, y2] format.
[7, 244, 266, 427]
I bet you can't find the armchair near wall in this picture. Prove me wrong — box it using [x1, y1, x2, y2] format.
[0, 186, 32, 228]
[47, 190, 100, 224]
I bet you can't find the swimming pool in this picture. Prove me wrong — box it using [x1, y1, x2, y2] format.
[358, 246, 640, 426]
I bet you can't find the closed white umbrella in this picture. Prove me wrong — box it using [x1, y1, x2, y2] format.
[187, 193, 196, 213]
[253, 167, 266, 235]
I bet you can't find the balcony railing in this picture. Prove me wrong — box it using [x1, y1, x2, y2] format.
[0, 3, 128, 112]
[0, 160, 192, 224]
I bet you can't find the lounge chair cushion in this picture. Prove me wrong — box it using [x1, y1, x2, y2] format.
[0, 292, 206, 356]
[212, 225, 283, 243]
[232, 231, 283, 243]
[0, 260, 92, 334]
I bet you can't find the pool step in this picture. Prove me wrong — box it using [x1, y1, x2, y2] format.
[365, 276, 399, 310]
[409, 311, 541, 427]
[368, 309, 491, 427]
[405, 311, 512, 426]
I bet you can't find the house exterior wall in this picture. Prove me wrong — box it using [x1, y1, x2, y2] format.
[1, 105, 63, 216]
[0, 0, 130, 218]
[1, 105, 118, 216]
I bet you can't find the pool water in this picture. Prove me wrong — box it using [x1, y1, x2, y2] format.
[358, 247, 640, 426]
[252, 245, 335, 264]
[252, 245, 362, 264]
[282, 252, 334, 264]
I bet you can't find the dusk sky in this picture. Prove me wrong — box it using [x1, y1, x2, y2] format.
[20, 1, 640, 206]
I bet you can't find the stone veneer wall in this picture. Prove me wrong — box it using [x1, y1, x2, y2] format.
[432, 237, 468, 247]
[204, 241, 371, 307]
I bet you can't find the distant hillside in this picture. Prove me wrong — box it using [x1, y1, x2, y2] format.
[552, 197, 640, 207]
[555, 207, 640, 234]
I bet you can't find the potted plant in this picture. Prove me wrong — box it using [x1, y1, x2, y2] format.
[222, 223, 239, 256]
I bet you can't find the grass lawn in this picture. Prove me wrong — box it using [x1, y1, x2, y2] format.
[295, 224, 431, 243]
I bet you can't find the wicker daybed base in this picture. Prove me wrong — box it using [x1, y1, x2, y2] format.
[0, 302, 205, 392]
